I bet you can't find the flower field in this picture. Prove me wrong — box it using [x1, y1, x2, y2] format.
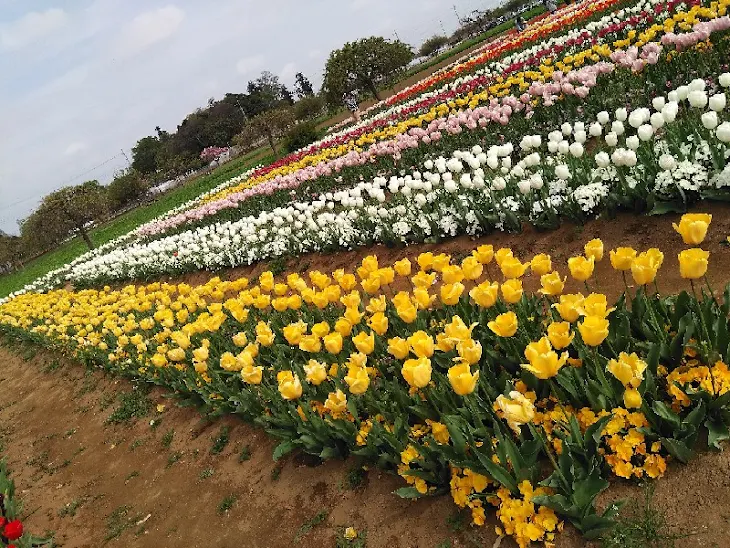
[4, 0, 730, 546]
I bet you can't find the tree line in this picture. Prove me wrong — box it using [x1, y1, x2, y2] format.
[3, 34, 420, 270]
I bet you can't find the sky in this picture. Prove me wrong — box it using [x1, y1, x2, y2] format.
[0, 0, 499, 234]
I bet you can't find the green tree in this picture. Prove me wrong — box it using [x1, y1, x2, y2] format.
[293, 95, 325, 121]
[21, 181, 109, 251]
[234, 108, 295, 158]
[323, 36, 413, 105]
[0, 233, 23, 271]
[294, 72, 315, 99]
[419, 35, 449, 57]
[107, 169, 148, 211]
[131, 136, 162, 176]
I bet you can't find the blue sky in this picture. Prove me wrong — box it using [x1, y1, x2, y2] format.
[0, 0, 496, 234]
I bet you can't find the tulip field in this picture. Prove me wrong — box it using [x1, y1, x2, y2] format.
[4, 0, 730, 546]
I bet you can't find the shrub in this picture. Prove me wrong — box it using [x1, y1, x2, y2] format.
[419, 35, 449, 57]
[294, 96, 325, 121]
[107, 170, 148, 211]
[282, 122, 320, 154]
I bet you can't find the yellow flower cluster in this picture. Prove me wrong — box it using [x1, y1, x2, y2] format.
[493, 481, 561, 548]
[666, 360, 730, 409]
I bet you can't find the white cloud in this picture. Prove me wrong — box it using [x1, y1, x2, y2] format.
[236, 54, 265, 75]
[116, 5, 185, 57]
[0, 8, 68, 51]
[64, 142, 87, 156]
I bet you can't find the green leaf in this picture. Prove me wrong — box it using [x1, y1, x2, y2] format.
[394, 487, 423, 499]
[660, 437, 693, 463]
[706, 418, 730, 450]
[652, 401, 681, 430]
[573, 470, 609, 512]
[443, 415, 467, 455]
[273, 440, 296, 461]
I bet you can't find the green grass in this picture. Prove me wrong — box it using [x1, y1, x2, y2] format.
[161, 428, 174, 449]
[295, 510, 328, 542]
[106, 388, 152, 425]
[217, 494, 238, 515]
[210, 426, 230, 455]
[0, 148, 272, 298]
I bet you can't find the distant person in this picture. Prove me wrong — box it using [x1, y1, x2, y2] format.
[544, 0, 558, 13]
[515, 16, 527, 32]
[343, 91, 361, 123]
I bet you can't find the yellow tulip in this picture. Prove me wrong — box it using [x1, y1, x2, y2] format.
[283, 321, 307, 346]
[253, 294, 271, 310]
[365, 296, 387, 315]
[299, 334, 322, 353]
[412, 271, 436, 288]
[445, 315, 477, 342]
[496, 391, 536, 434]
[568, 255, 595, 282]
[456, 338, 482, 365]
[579, 293, 615, 318]
[193, 345, 210, 362]
[442, 265, 464, 285]
[151, 353, 168, 367]
[469, 281, 499, 308]
[256, 322, 275, 346]
[309, 271, 331, 290]
[623, 388, 642, 409]
[352, 331, 375, 355]
[324, 389, 348, 415]
[607, 352, 647, 387]
[540, 271, 566, 297]
[241, 364, 263, 385]
[432, 254, 451, 272]
[610, 247, 637, 271]
[358, 255, 379, 278]
[344, 307, 363, 325]
[412, 287, 436, 310]
[375, 267, 395, 286]
[436, 332, 456, 352]
[501, 279, 523, 304]
[530, 254, 552, 276]
[324, 332, 343, 354]
[338, 273, 357, 291]
[672, 213, 712, 245]
[578, 316, 610, 347]
[447, 363, 480, 395]
[460, 256, 484, 280]
[408, 331, 435, 358]
[488, 311, 518, 338]
[334, 317, 353, 337]
[340, 290, 361, 309]
[394, 258, 412, 277]
[167, 347, 186, 362]
[646, 248, 664, 270]
[547, 322, 574, 350]
[495, 248, 513, 267]
[277, 371, 303, 400]
[395, 301, 418, 323]
[272, 297, 288, 312]
[244, 343, 259, 359]
[388, 337, 410, 360]
[500, 257, 529, 279]
[311, 321, 331, 339]
[367, 312, 389, 336]
[417, 252, 435, 271]
[473, 244, 494, 265]
[344, 365, 370, 395]
[274, 283, 289, 296]
[521, 337, 567, 379]
[259, 271, 275, 293]
[678, 248, 709, 279]
[361, 275, 381, 294]
[584, 239, 604, 262]
[402, 357, 433, 389]
[441, 282, 465, 305]
[304, 360, 328, 385]
[286, 295, 302, 310]
[631, 252, 659, 286]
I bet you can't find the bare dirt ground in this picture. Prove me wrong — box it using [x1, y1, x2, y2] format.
[3, 204, 730, 547]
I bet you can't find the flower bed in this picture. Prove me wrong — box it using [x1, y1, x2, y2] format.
[1, 215, 727, 547]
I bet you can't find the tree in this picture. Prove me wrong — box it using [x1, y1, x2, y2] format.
[234, 108, 294, 158]
[0, 233, 23, 272]
[293, 95, 325, 120]
[131, 136, 162, 176]
[21, 181, 109, 251]
[281, 85, 295, 105]
[323, 36, 414, 105]
[246, 71, 289, 115]
[419, 35, 449, 57]
[107, 169, 148, 211]
[294, 72, 315, 99]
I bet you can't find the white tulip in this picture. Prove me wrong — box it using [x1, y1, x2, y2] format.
[491, 177, 507, 191]
[605, 132, 619, 147]
[709, 93, 726, 112]
[530, 174, 544, 189]
[650, 112, 665, 129]
[652, 97, 666, 111]
[595, 152, 611, 168]
[676, 85, 689, 101]
[569, 142, 584, 157]
[688, 90, 708, 109]
[720, 73, 730, 88]
[597, 111, 610, 125]
[615, 108, 628, 122]
[716, 122, 730, 143]
[626, 135, 640, 150]
[574, 130, 587, 144]
[558, 140, 570, 155]
[688, 78, 706, 92]
[589, 122, 603, 137]
[667, 90, 679, 103]
[658, 154, 677, 171]
[637, 124, 654, 141]
[530, 135, 542, 148]
[444, 179, 458, 192]
[517, 179, 532, 195]
[662, 102, 679, 123]
[548, 141, 559, 153]
[702, 111, 719, 130]
[561, 122, 573, 135]
[555, 164, 571, 180]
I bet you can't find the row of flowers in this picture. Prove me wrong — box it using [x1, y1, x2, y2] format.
[143, 3, 726, 239]
[1, 217, 727, 546]
[57, 66, 730, 287]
